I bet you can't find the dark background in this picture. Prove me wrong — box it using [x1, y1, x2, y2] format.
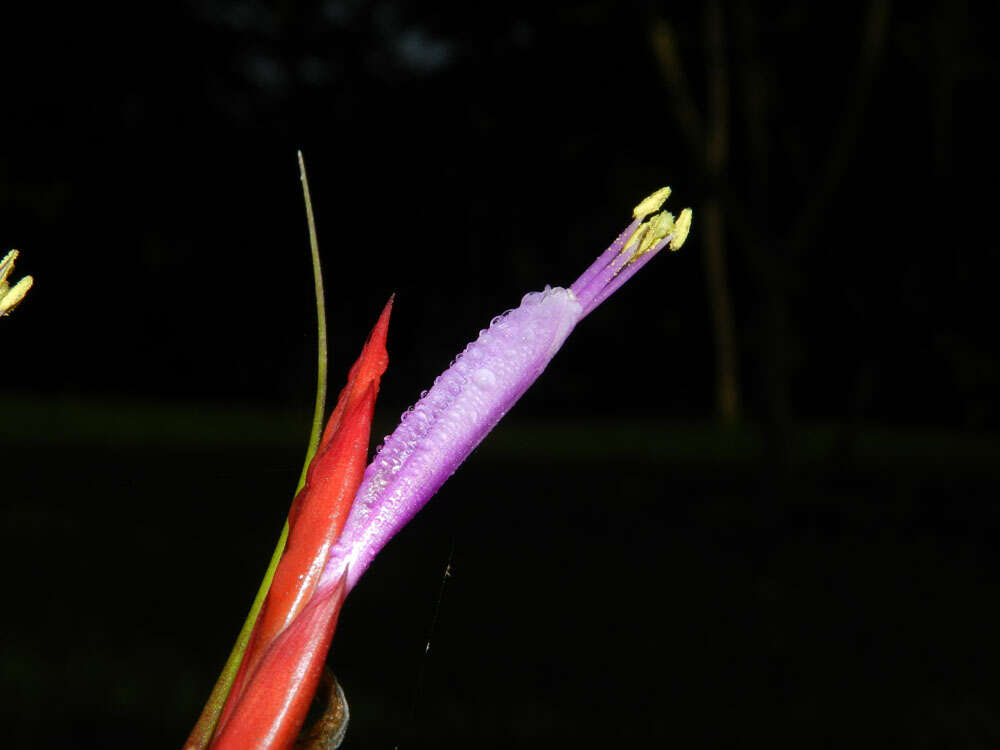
[2, 1, 999, 747]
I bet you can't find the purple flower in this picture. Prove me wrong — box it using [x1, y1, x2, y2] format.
[322, 189, 691, 590]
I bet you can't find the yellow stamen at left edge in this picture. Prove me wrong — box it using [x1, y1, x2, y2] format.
[0, 250, 33, 317]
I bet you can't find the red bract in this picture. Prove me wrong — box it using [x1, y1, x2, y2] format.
[208, 574, 348, 750]
[205, 298, 392, 749]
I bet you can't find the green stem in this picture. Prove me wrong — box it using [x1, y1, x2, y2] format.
[296, 150, 329, 494]
[184, 153, 330, 748]
[184, 524, 288, 749]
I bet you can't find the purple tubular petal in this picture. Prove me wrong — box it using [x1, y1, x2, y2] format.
[324, 286, 583, 590]
[322, 211, 671, 592]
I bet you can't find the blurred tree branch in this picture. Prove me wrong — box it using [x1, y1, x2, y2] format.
[786, 0, 891, 255]
[650, 1, 740, 425]
[649, 1, 891, 440]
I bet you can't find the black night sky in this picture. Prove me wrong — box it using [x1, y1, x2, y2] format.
[2, 2, 999, 747]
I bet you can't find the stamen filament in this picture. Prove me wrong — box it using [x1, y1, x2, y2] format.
[570, 217, 642, 297]
[581, 235, 673, 317]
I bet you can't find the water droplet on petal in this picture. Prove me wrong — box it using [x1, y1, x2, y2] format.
[471, 368, 497, 390]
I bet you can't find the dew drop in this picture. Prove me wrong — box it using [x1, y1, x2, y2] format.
[471, 367, 497, 390]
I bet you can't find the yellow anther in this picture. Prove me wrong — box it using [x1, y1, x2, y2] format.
[0, 250, 18, 286]
[622, 222, 649, 252]
[0, 250, 33, 317]
[637, 210, 675, 256]
[0, 277, 33, 316]
[632, 187, 672, 220]
[669, 208, 693, 251]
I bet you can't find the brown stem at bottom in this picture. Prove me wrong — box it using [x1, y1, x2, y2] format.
[295, 668, 350, 750]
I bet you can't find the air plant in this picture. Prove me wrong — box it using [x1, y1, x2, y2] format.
[185, 163, 691, 749]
